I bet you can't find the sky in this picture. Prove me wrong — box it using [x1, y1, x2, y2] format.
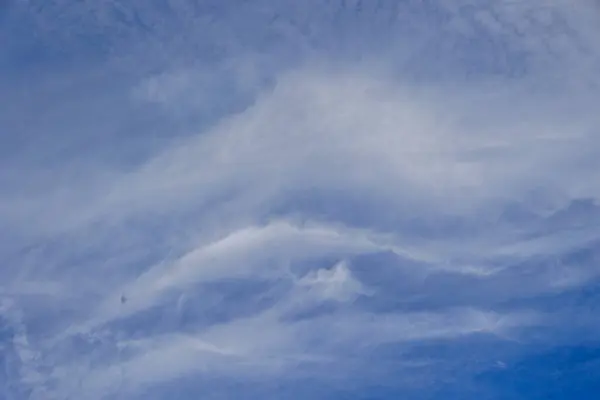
[1, 1, 600, 399]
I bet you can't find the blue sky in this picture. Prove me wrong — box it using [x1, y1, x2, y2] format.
[2, 1, 600, 399]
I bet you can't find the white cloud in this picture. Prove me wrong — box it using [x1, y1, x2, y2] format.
[80, 220, 391, 329]
[52, 305, 537, 400]
[3, 0, 600, 398]
[296, 260, 371, 302]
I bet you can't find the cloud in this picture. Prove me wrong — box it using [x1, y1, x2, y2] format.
[3, 0, 600, 399]
[295, 260, 370, 302]
[51, 305, 537, 400]
[80, 220, 393, 330]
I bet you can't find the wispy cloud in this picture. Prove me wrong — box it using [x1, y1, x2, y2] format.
[2, 1, 600, 399]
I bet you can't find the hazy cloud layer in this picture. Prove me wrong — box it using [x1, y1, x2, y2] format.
[2, 1, 600, 399]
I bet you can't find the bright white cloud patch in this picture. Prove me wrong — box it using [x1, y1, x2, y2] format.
[2, 1, 600, 399]
[297, 260, 369, 302]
